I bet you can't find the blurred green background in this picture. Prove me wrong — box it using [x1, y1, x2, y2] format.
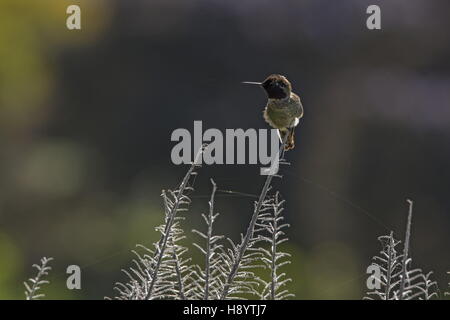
[0, 0, 449, 299]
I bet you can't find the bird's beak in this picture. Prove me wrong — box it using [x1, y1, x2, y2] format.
[241, 81, 262, 85]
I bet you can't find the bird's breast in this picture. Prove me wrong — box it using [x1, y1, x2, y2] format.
[264, 102, 294, 129]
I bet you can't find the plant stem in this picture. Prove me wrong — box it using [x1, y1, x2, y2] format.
[398, 199, 413, 300]
[269, 193, 280, 300]
[204, 179, 217, 300]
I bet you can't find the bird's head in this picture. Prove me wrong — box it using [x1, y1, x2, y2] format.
[243, 74, 292, 99]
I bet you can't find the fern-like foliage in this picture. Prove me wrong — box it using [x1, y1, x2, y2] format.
[191, 179, 225, 300]
[24, 257, 53, 300]
[217, 140, 289, 300]
[364, 200, 438, 300]
[217, 228, 263, 299]
[256, 192, 293, 300]
[365, 233, 402, 300]
[417, 271, 439, 300]
[191, 182, 293, 300]
[111, 147, 204, 300]
[446, 272, 449, 296]
[110, 135, 294, 300]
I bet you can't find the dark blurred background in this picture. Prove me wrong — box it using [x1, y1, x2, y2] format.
[0, 0, 449, 299]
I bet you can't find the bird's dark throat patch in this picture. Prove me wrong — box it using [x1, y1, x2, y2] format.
[262, 81, 288, 99]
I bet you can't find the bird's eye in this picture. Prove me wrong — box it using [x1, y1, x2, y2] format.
[278, 82, 285, 87]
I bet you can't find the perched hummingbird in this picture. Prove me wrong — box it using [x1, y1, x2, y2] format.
[243, 74, 304, 150]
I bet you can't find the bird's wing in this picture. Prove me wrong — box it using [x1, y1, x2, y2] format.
[291, 93, 304, 118]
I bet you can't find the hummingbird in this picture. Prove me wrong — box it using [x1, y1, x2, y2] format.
[243, 74, 304, 150]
